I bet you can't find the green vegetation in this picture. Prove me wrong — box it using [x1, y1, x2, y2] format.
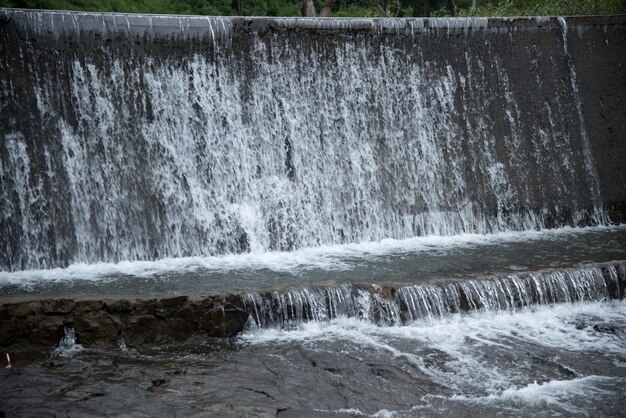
[451, 0, 626, 17]
[1, 0, 624, 17]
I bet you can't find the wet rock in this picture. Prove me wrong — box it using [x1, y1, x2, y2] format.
[56, 411, 102, 418]
[0, 319, 16, 345]
[132, 299, 158, 315]
[201, 305, 249, 338]
[155, 306, 170, 319]
[74, 311, 122, 346]
[124, 315, 163, 346]
[277, 410, 352, 418]
[458, 287, 471, 312]
[224, 294, 245, 308]
[159, 296, 188, 308]
[196, 297, 216, 311]
[173, 304, 197, 323]
[6, 301, 42, 318]
[105, 298, 132, 313]
[372, 285, 395, 300]
[148, 378, 169, 393]
[74, 300, 104, 313]
[155, 298, 187, 319]
[41, 299, 75, 315]
[167, 317, 196, 341]
[593, 324, 618, 335]
[617, 263, 626, 299]
[6, 317, 34, 344]
[31, 316, 65, 346]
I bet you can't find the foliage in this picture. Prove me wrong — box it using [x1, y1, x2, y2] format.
[1, 0, 625, 17]
[449, 0, 626, 17]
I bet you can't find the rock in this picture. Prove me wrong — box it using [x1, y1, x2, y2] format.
[74, 311, 122, 346]
[0, 319, 17, 346]
[148, 378, 169, 393]
[159, 296, 188, 308]
[131, 299, 158, 315]
[6, 301, 42, 318]
[155, 307, 169, 319]
[278, 410, 346, 417]
[155, 296, 190, 319]
[41, 299, 75, 315]
[201, 305, 249, 338]
[74, 300, 104, 313]
[593, 324, 618, 335]
[196, 297, 216, 311]
[167, 317, 196, 341]
[173, 304, 197, 323]
[31, 316, 65, 346]
[105, 299, 132, 313]
[124, 315, 163, 346]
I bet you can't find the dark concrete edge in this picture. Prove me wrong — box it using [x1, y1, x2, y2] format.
[1, 8, 624, 40]
[0, 260, 624, 349]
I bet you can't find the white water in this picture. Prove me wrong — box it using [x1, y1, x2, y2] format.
[0, 225, 622, 285]
[242, 300, 626, 415]
[52, 324, 84, 357]
[0, 12, 611, 271]
[241, 262, 622, 329]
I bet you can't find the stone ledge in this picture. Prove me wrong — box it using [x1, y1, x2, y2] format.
[1, 260, 624, 349]
[0, 294, 250, 348]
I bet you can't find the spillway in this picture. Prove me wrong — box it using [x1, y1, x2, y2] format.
[1, 11, 625, 272]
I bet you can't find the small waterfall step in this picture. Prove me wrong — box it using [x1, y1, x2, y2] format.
[243, 261, 626, 329]
[1, 261, 624, 348]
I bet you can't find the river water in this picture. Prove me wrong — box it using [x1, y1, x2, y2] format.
[2, 300, 625, 417]
[1, 226, 625, 416]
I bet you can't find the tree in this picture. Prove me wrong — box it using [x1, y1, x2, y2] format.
[300, 0, 337, 16]
[447, 0, 457, 15]
[372, 0, 402, 16]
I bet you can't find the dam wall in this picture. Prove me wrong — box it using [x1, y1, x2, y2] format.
[1, 10, 625, 271]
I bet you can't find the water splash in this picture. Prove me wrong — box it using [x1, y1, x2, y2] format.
[52, 323, 84, 357]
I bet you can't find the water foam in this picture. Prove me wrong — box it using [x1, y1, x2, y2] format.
[241, 300, 626, 410]
[0, 225, 622, 286]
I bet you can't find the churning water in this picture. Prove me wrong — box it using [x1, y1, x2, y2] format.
[2, 301, 625, 416]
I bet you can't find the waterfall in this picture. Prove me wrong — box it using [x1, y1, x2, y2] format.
[241, 263, 625, 329]
[1, 11, 624, 272]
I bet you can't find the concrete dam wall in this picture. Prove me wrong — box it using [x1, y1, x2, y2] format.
[1, 10, 625, 272]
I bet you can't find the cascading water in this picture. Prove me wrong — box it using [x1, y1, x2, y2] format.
[242, 263, 625, 329]
[1, 12, 623, 272]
